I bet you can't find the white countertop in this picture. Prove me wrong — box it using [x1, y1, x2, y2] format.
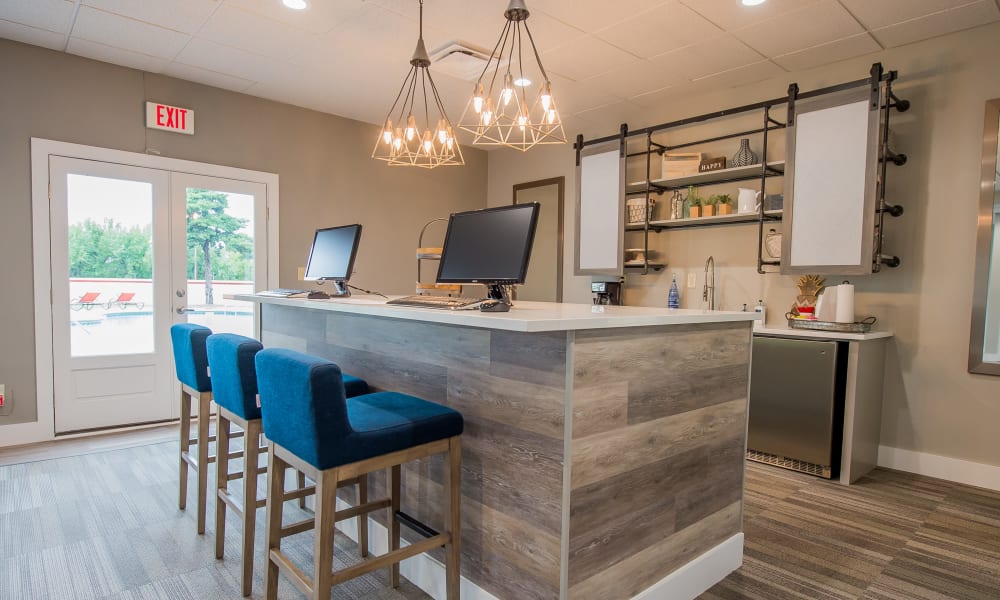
[237, 294, 758, 333]
[753, 325, 893, 341]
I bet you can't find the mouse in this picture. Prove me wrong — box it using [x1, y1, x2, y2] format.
[478, 300, 499, 309]
[307, 290, 330, 299]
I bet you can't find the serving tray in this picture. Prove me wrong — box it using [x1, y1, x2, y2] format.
[785, 314, 877, 333]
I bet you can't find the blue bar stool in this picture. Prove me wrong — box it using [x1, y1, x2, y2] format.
[170, 323, 215, 535]
[206, 334, 372, 597]
[255, 348, 464, 600]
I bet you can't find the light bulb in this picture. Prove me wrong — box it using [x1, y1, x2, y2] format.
[473, 83, 485, 114]
[517, 111, 527, 130]
[446, 138, 454, 151]
[547, 109, 557, 124]
[437, 119, 447, 144]
[482, 98, 494, 126]
[393, 128, 403, 150]
[422, 130, 433, 153]
[382, 118, 393, 145]
[405, 115, 417, 141]
[502, 74, 514, 106]
[541, 81, 552, 111]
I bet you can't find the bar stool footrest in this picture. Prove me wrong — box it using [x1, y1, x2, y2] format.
[395, 510, 438, 539]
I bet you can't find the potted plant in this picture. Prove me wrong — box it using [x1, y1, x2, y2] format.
[687, 186, 703, 218]
[703, 194, 718, 217]
[715, 194, 734, 215]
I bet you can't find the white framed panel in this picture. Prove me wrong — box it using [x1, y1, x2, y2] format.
[782, 87, 880, 275]
[575, 143, 625, 276]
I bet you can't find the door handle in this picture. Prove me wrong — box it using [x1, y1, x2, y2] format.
[176, 307, 195, 314]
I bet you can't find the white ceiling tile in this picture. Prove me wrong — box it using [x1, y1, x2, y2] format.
[651, 34, 762, 81]
[628, 81, 691, 109]
[290, 5, 415, 73]
[542, 36, 641, 82]
[198, 4, 314, 60]
[534, 0, 669, 33]
[174, 37, 287, 81]
[678, 0, 821, 31]
[71, 6, 191, 59]
[688, 59, 785, 88]
[162, 61, 255, 93]
[870, 0, 1000, 47]
[772, 32, 881, 72]
[81, 0, 218, 35]
[574, 100, 643, 130]
[0, 0, 75, 34]
[837, 0, 974, 30]
[595, 1, 724, 59]
[584, 58, 688, 99]
[734, 0, 865, 58]
[223, 0, 366, 35]
[546, 75, 624, 115]
[0, 19, 67, 49]
[67, 37, 169, 72]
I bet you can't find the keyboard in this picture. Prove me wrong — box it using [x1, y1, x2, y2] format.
[386, 295, 486, 310]
[257, 288, 310, 298]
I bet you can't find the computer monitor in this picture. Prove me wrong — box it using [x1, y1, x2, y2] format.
[304, 224, 362, 296]
[436, 203, 539, 310]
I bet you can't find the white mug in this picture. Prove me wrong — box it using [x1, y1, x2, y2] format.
[737, 188, 761, 214]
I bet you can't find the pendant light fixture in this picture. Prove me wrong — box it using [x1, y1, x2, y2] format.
[457, 0, 566, 151]
[372, 0, 463, 168]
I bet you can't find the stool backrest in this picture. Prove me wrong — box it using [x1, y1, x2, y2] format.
[255, 348, 352, 468]
[206, 333, 263, 421]
[170, 323, 213, 392]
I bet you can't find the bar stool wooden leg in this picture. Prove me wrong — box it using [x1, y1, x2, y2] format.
[241, 419, 262, 597]
[389, 465, 401, 588]
[297, 471, 307, 510]
[264, 445, 285, 600]
[215, 411, 231, 559]
[359, 474, 369, 558]
[196, 393, 212, 534]
[313, 468, 339, 600]
[178, 389, 192, 511]
[443, 436, 462, 599]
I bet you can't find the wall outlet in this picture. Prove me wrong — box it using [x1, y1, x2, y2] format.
[297, 266, 306, 280]
[687, 273, 697, 288]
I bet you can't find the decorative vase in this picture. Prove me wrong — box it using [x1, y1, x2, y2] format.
[731, 138, 759, 167]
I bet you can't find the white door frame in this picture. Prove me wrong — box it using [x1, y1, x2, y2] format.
[4, 138, 279, 448]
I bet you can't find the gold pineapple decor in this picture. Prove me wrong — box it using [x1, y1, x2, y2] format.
[793, 275, 825, 312]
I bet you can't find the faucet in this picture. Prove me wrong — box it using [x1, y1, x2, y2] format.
[703, 255, 715, 310]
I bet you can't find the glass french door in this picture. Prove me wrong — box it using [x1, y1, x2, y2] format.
[49, 158, 268, 433]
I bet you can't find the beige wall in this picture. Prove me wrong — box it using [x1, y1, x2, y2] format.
[488, 22, 1000, 468]
[0, 39, 487, 427]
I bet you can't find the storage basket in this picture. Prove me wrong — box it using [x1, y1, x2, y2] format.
[626, 197, 654, 224]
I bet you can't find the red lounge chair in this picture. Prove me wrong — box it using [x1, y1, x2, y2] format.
[107, 292, 144, 310]
[70, 292, 101, 311]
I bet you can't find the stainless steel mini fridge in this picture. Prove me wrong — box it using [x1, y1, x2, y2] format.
[747, 336, 848, 479]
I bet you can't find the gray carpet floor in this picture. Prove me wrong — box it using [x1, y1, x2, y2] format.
[2, 439, 998, 599]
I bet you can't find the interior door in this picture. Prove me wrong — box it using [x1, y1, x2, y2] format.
[170, 173, 267, 341]
[50, 156, 173, 433]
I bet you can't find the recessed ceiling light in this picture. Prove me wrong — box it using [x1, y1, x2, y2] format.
[282, 0, 308, 10]
[742, 0, 766, 5]
[513, 78, 531, 87]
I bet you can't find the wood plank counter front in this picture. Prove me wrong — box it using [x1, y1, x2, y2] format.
[237, 295, 756, 600]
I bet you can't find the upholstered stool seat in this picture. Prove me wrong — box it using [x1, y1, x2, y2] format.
[170, 323, 215, 535]
[207, 334, 372, 597]
[256, 348, 464, 600]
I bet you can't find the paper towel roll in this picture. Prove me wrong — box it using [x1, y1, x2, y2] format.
[835, 283, 855, 323]
[817, 288, 838, 321]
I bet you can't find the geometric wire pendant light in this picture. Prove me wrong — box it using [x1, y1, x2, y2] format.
[372, 0, 464, 168]
[457, 0, 566, 151]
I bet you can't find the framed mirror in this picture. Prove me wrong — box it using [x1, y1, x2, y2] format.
[514, 177, 564, 302]
[968, 98, 1000, 374]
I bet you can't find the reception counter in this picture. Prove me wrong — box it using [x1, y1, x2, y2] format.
[237, 295, 756, 600]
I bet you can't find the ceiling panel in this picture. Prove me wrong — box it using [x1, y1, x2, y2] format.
[688, 59, 786, 89]
[533, 0, 669, 33]
[0, 19, 66, 49]
[67, 37, 168, 73]
[585, 57, 689, 99]
[838, 0, 975, 30]
[595, 1, 724, 59]
[651, 34, 763, 81]
[174, 36, 286, 82]
[678, 0, 821, 31]
[71, 6, 191, 59]
[0, 0, 75, 34]
[542, 35, 641, 82]
[870, 0, 1000, 47]
[162, 61, 255, 93]
[82, 0, 217, 35]
[772, 32, 881, 72]
[734, 0, 866, 58]
[224, 0, 366, 35]
[546, 74, 624, 115]
[290, 4, 415, 74]
[198, 4, 315, 61]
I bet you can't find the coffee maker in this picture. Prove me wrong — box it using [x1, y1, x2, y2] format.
[592, 280, 623, 305]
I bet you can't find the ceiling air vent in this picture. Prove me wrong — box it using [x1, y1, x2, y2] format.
[429, 41, 492, 81]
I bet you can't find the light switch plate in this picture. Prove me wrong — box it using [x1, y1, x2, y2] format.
[687, 273, 697, 288]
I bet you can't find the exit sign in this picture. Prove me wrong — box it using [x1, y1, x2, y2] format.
[146, 101, 194, 135]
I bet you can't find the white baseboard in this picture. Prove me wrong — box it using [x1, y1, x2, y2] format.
[878, 445, 1000, 491]
[632, 533, 743, 600]
[336, 498, 742, 600]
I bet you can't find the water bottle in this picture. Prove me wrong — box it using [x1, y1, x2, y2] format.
[668, 274, 680, 308]
[753, 299, 766, 330]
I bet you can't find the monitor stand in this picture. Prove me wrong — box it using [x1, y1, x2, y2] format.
[483, 284, 512, 312]
[321, 280, 351, 298]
